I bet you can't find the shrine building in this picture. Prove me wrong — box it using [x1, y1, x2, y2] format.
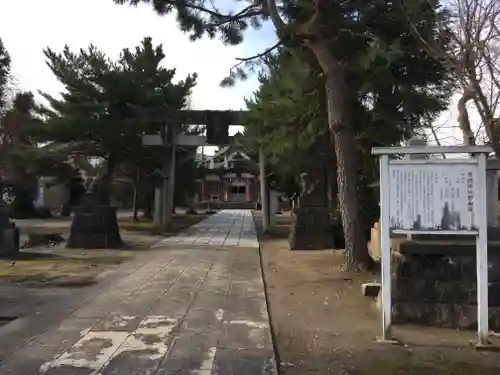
[195, 137, 260, 208]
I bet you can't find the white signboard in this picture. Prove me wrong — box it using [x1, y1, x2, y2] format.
[372, 145, 492, 346]
[388, 163, 479, 232]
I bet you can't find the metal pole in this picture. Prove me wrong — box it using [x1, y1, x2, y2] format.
[259, 147, 269, 231]
[476, 152, 489, 347]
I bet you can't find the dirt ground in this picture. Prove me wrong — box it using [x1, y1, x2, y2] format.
[1, 214, 207, 288]
[0, 249, 132, 287]
[257, 213, 500, 375]
[0, 231, 160, 288]
[15, 213, 208, 236]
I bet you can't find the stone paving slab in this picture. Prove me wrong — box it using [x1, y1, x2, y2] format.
[0, 211, 276, 375]
[0, 252, 165, 365]
[154, 210, 259, 249]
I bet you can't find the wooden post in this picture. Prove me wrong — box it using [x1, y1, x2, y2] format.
[259, 147, 269, 231]
[161, 125, 176, 231]
[245, 178, 251, 202]
[153, 187, 162, 227]
[269, 189, 277, 228]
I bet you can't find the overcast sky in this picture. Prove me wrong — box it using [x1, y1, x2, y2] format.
[0, 0, 276, 112]
[0, 0, 481, 149]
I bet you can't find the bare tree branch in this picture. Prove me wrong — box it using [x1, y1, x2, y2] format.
[227, 41, 282, 75]
[457, 86, 476, 144]
[406, 0, 500, 152]
[265, 0, 286, 34]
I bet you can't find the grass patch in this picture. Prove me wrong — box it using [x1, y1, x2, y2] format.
[351, 361, 500, 375]
[0, 250, 132, 287]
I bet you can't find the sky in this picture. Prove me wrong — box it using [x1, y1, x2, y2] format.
[0, 0, 484, 151]
[0, 0, 276, 113]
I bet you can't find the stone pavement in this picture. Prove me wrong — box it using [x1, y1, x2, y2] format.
[154, 210, 258, 249]
[0, 210, 276, 375]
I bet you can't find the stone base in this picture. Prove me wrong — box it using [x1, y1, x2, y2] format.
[66, 206, 122, 249]
[392, 301, 500, 330]
[289, 206, 334, 250]
[0, 227, 20, 257]
[0, 206, 20, 257]
[391, 253, 500, 331]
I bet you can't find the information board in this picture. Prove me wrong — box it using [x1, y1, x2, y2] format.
[388, 163, 479, 232]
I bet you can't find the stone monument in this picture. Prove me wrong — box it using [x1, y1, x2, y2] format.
[289, 172, 334, 250]
[66, 177, 122, 249]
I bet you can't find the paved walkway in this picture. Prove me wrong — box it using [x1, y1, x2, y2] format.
[0, 210, 276, 375]
[154, 210, 258, 249]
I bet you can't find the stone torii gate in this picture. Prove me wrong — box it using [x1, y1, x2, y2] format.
[140, 109, 271, 231]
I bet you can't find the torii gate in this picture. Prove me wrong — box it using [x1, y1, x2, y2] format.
[139, 109, 271, 231]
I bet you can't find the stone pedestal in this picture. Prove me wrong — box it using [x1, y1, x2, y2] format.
[289, 206, 334, 250]
[289, 172, 334, 250]
[269, 190, 279, 228]
[0, 206, 20, 257]
[66, 206, 122, 249]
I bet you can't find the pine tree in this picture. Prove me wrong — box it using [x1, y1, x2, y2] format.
[0, 38, 10, 116]
[40, 37, 197, 204]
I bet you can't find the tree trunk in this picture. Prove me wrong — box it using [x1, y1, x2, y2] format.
[325, 130, 337, 218]
[323, 64, 372, 271]
[457, 87, 476, 145]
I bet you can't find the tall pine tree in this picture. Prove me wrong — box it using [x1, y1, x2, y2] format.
[40, 37, 197, 204]
[245, 45, 451, 243]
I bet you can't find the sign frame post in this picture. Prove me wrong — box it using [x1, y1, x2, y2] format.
[476, 152, 489, 346]
[379, 153, 393, 342]
[372, 145, 492, 347]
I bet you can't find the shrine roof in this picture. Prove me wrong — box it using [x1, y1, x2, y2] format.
[198, 135, 257, 170]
